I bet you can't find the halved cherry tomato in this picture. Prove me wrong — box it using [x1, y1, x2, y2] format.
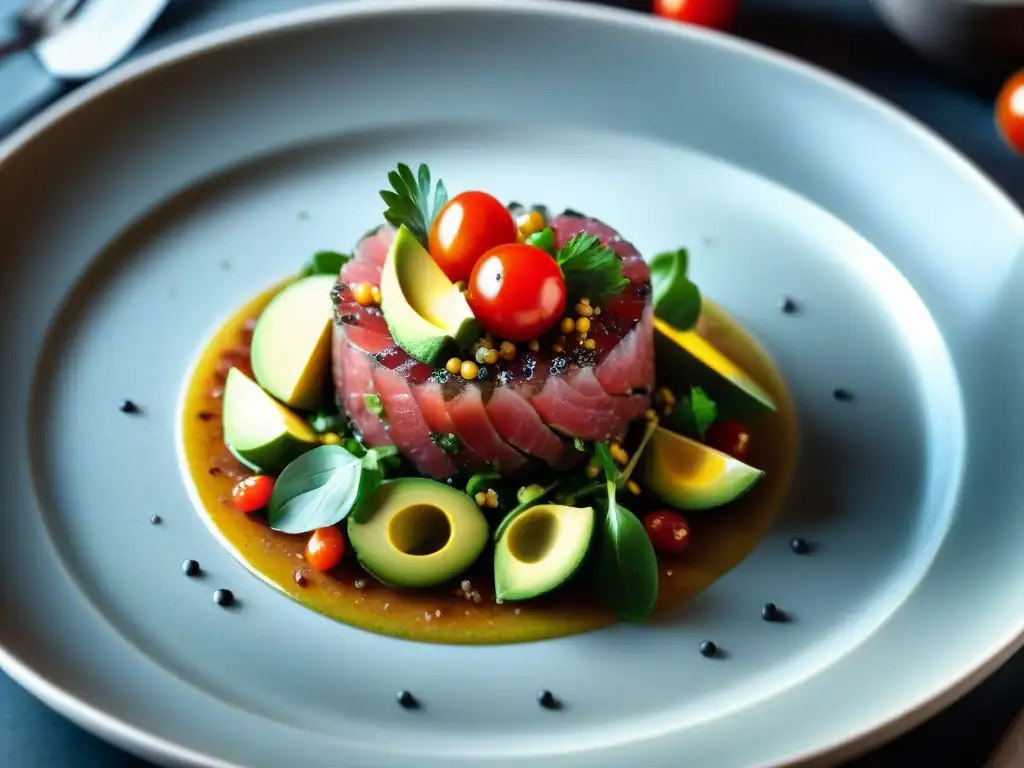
[467, 243, 567, 341]
[996, 70, 1024, 156]
[643, 510, 692, 555]
[428, 191, 518, 282]
[705, 420, 751, 461]
[653, 0, 739, 30]
[231, 475, 275, 513]
[305, 526, 345, 571]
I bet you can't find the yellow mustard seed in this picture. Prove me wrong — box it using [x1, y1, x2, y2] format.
[460, 360, 480, 380]
[474, 492, 487, 507]
[575, 302, 594, 318]
[499, 340, 516, 360]
[552, 343, 564, 354]
[527, 340, 540, 352]
[516, 210, 545, 238]
[560, 317, 575, 334]
[594, 307, 602, 316]
[454, 280, 467, 292]
[480, 335, 494, 350]
[576, 317, 591, 334]
[645, 408, 659, 422]
[627, 480, 642, 496]
[586, 464, 600, 479]
[320, 432, 342, 445]
[370, 285, 382, 305]
[580, 297, 591, 305]
[583, 338, 597, 350]
[483, 348, 500, 365]
[352, 282, 373, 305]
[445, 357, 463, 375]
[475, 347, 489, 365]
[485, 489, 500, 508]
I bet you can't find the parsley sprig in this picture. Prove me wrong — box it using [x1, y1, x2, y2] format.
[555, 233, 630, 304]
[380, 163, 448, 247]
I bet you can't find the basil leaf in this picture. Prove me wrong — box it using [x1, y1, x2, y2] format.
[650, 249, 702, 331]
[466, 472, 500, 498]
[594, 442, 619, 484]
[306, 250, 350, 276]
[595, 502, 659, 623]
[342, 438, 367, 458]
[689, 386, 718, 439]
[364, 394, 385, 418]
[525, 227, 556, 255]
[348, 447, 398, 523]
[268, 446, 363, 534]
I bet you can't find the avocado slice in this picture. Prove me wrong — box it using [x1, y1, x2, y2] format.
[639, 426, 763, 511]
[380, 225, 479, 366]
[654, 316, 776, 419]
[493, 504, 595, 602]
[250, 274, 337, 410]
[222, 367, 320, 474]
[347, 478, 489, 588]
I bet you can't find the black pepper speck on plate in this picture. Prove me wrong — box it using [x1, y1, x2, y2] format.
[181, 559, 200, 577]
[119, 399, 140, 414]
[699, 640, 717, 658]
[833, 387, 854, 402]
[780, 296, 798, 314]
[761, 602, 781, 622]
[538, 690, 561, 710]
[149, 515, 162, 525]
[213, 588, 234, 607]
[397, 690, 419, 709]
[790, 537, 810, 554]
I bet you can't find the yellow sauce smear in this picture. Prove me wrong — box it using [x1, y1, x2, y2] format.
[181, 286, 797, 645]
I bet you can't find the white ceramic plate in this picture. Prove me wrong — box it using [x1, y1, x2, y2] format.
[1, 2, 1022, 766]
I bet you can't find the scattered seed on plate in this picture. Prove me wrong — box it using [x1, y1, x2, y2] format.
[538, 690, 561, 710]
[149, 515, 162, 525]
[761, 602, 782, 622]
[294, 570, 307, 587]
[181, 559, 200, 577]
[790, 537, 810, 555]
[780, 296, 798, 314]
[833, 387, 854, 402]
[397, 690, 419, 709]
[699, 640, 717, 658]
[213, 588, 234, 607]
[119, 399, 140, 414]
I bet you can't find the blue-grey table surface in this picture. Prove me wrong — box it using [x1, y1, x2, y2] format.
[0, 0, 1021, 766]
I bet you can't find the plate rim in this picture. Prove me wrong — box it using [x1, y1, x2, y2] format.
[1, 1, 1022, 766]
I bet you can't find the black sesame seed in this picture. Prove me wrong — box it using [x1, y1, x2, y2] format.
[506, 200, 523, 211]
[780, 297, 798, 314]
[339, 313, 358, 325]
[149, 515, 162, 525]
[397, 690, 418, 709]
[699, 640, 717, 658]
[833, 388, 854, 402]
[790, 537, 810, 555]
[761, 602, 781, 622]
[560, 207, 584, 218]
[538, 690, 561, 710]
[182, 559, 200, 577]
[119, 399, 139, 414]
[213, 588, 234, 606]
[530, 203, 549, 220]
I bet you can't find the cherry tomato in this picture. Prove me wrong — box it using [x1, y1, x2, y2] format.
[705, 420, 751, 461]
[996, 70, 1024, 156]
[467, 243, 567, 342]
[231, 475, 275, 513]
[643, 510, 692, 555]
[305, 526, 345, 571]
[653, 0, 739, 30]
[428, 191, 518, 282]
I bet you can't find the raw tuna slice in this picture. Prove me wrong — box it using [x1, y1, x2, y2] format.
[333, 329, 392, 449]
[531, 367, 649, 442]
[446, 387, 532, 475]
[596, 304, 655, 395]
[409, 381, 488, 473]
[372, 365, 456, 478]
[485, 387, 581, 470]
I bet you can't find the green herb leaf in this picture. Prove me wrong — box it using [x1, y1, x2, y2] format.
[493, 480, 561, 541]
[466, 472, 500, 498]
[363, 394, 385, 419]
[689, 386, 718, 438]
[649, 248, 702, 331]
[525, 227, 556, 254]
[379, 163, 448, 247]
[431, 432, 460, 455]
[308, 411, 347, 435]
[595, 501, 659, 623]
[556, 234, 630, 304]
[342, 438, 367, 458]
[516, 483, 546, 505]
[573, 437, 588, 453]
[593, 442, 620, 485]
[267, 446, 363, 534]
[348, 446, 399, 523]
[303, 250, 350, 277]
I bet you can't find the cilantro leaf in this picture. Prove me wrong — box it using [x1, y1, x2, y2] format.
[380, 163, 448, 247]
[556, 234, 629, 304]
[650, 248, 702, 331]
[689, 386, 718, 438]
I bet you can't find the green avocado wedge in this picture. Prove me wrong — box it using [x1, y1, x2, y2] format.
[379, 225, 479, 366]
[494, 504, 595, 601]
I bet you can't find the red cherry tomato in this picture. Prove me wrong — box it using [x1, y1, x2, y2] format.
[428, 191, 518, 282]
[996, 70, 1024, 156]
[467, 243, 567, 342]
[705, 420, 751, 461]
[231, 475, 275, 513]
[643, 510, 692, 555]
[305, 526, 345, 571]
[653, 0, 739, 30]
